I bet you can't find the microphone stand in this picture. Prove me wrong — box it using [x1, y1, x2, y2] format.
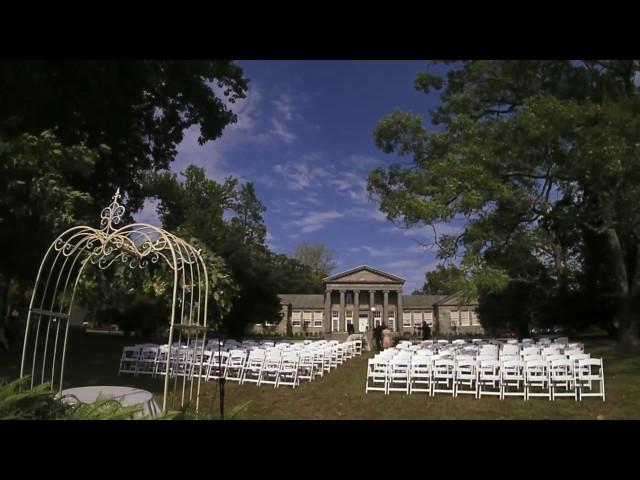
[218, 332, 225, 420]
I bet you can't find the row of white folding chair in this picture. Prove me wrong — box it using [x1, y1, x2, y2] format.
[477, 357, 603, 400]
[238, 350, 298, 388]
[369, 355, 603, 401]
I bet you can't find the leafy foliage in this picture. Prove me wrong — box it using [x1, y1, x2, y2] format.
[0, 61, 249, 213]
[291, 243, 337, 281]
[0, 377, 66, 420]
[420, 264, 466, 295]
[369, 60, 640, 343]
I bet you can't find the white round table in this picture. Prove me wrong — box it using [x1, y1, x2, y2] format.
[59, 386, 161, 418]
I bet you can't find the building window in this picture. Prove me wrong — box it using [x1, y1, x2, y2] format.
[303, 311, 312, 327]
[413, 312, 423, 327]
[388, 316, 395, 331]
[388, 311, 395, 319]
[313, 311, 323, 327]
[331, 310, 339, 332]
[424, 311, 433, 326]
[471, 311, 481, 326]
[345, 309, 353, 319]
[403, 312, 412, 328]
[450, 310, 459, 327]
[374, 310, 382, 327]
[292, 311, 302, 327]
[460, 310, 470, 326]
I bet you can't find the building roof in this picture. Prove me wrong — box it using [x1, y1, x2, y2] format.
[278, 294, 324, 309]
[434, 291, 479, 306]
[402, 294, 447, 308]
[323, 265, 405, 283]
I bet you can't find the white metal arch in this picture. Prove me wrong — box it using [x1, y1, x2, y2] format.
[20, 189, 209, 412]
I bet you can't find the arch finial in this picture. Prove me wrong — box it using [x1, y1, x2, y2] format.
[100, 188, 125, 232]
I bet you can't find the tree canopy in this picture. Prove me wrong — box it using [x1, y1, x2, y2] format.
[419, 264, 465, 296]
[368, 60, 640, 344]
[291, 243, 337, 282]
[0, 61, 249, 212]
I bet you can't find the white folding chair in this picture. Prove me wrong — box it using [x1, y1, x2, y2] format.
[454, 359, 477, 397]
[477, 360, 501, 398]
[241, 350, 265, 385]
[549, 358, 577, 400]
[387, 355, 412, 395]
[297, 351, 315, 382]
[118, 346, 140, 376]
[525, 359, 551, 400]
[501, 359, 526, 400]
[576, 358, 605, 402]
[207, 351, 230, 381]
[191, 349, 213, 379]
[277, 352, 299, 388]
[521, 347, 540, 359]
[409, 355, 432, 395]
[569, 353, 590, 368]
[432, 359, 455, 396]
[153, 345, 170, 378]
[259, 351, 282, 387]
[365, 358, 389, 394]
[136, 346, 158, 376]
[545, 354, 567, 363]
[225, 350, 247, 383]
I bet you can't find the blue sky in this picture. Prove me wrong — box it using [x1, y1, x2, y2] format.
[137, 60, 460, 294]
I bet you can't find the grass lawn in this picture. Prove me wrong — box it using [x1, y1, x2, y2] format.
[1, 329, 639, 419]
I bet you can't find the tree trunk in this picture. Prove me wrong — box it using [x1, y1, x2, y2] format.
[604, 228, 640, 346]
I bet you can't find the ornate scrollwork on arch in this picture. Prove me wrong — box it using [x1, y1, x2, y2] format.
[21, 189, 210, 415]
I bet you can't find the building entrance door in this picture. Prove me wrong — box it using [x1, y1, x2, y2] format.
[358, 313, 369, 333]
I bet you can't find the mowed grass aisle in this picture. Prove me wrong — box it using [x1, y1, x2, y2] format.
[1, 330, 639, 419]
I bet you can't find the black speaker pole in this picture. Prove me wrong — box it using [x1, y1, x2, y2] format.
[218, 332, 225, 420]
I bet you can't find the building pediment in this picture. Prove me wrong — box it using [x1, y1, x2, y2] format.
[323, 265, 404, 285]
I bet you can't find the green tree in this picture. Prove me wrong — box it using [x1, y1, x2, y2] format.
[0, 131, 106, 349]
[268, 254, 324, 294]
[291, 243, 336, 282]
[0, 61, 249, 213]
[148, 166, 279, 337]
[229, 183, 267, 245]
[368, 60, 640, 345]
[420, 265, 465, 295]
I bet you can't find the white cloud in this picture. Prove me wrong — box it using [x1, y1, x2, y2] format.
[289, 210, 344, 233]
[351, 207, 387, 222]
[362, 246, 397, 257]
[272, 93, 300, 121]
[406, 243, 430, 254]
[172, 84, 265, 182]
[348, 153, 382, 170]
[273, 160, 330, 191]
[270, 118, 297, 144]
[384, 259, 420, 269]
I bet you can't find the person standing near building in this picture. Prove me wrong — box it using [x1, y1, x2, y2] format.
[382, 323, 393, 349]
[422, 320, 431, 340]
[347, 322, 354, 336]
[373, 323, 383, 351]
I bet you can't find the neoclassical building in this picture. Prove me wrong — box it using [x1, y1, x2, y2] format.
[252, 265, 483, 337]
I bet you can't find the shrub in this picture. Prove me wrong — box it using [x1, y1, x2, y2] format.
[0, 377, 179, 420]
